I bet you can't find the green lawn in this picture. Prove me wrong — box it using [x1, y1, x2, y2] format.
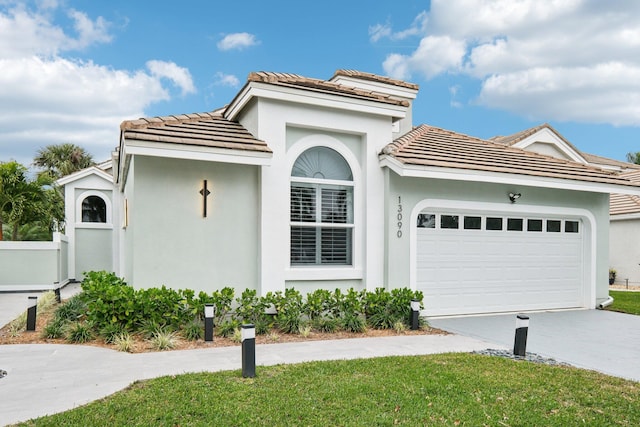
[606, 290, 640, 315]
[19, 354, 639, 426]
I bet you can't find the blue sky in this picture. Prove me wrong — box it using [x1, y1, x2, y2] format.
[1, 0, 639, 167]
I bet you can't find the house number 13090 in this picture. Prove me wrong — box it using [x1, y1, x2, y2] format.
[397, 196, 403, 238]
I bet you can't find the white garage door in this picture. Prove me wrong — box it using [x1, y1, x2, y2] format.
[416, 212, 584, 316]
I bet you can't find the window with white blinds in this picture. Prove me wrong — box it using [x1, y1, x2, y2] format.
[290, 147, 354, 266]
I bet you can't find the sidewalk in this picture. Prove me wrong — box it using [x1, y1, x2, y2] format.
[0, 283, 81, 329]
[0, 334, 499, 426]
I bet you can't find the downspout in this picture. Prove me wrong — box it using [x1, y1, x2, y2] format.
[597, 296, 614, 310]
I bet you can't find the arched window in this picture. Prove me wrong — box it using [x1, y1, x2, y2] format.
[81, 195, 107, 223]
[290, 147, 353, 265]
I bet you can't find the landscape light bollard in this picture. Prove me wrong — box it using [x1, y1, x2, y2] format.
[241, 324, 256, 378]
[513, 314, 529, 357]
[204, 304, 214, 342]
[410, 299, 421, 330]
[26, 296, 37, 331]
[54, 287, 61, 303]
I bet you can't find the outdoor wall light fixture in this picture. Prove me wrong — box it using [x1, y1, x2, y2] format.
[200, 180, 211, 217]
[509, 192, 522, 203]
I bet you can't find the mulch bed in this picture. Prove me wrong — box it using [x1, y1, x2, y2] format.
[0, 308, 446, 353]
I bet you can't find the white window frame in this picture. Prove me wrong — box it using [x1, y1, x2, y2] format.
[75, 190, 113, 229]
[285, 137, 362, 281]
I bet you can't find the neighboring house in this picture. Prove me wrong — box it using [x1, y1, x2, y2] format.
[609, 170, 640, 286]
[58, 70, 640, 317]
[492, 124, 640, 287]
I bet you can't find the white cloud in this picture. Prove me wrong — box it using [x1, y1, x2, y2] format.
[370, 12, 428, 43]
[376, 0, 640, 126]
[66, 9, 112, 50]
[0, 2, 197, 165]
[146, 60, 196, 96]
[217, 32, 259, 51]
[213, 72, 240, 87]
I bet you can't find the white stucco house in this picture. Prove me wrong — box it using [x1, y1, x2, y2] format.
[58, 70, 640, 317]
[492, 124, 640, 288]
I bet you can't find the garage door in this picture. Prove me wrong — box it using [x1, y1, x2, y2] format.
[416, 211, 584, 316]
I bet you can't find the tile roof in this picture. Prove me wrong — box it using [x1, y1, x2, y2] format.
[611, 170, 640, 215]
[331, 69, 419, 90]
[120, 111, 271, 154]
[384, 125, 637, 187]
[492, 123, 640, 171]
[246, 71, 410, 107]
[582, 152, 640, 170]
[490, 123, 585, 155]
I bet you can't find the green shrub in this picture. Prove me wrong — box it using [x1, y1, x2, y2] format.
[149, 330, 177, 351]
[113, 332, 134, 353]
[54, 294, 87, 323]
[340, 312, 366, 333]
[182, 320, 204, 341]
[230, 328, 242, 343]
[193, 287, 235, 324]
[41, 319, 66, 339]
[312, 316, 339, 333]
[100, 323, 127, 344]
[66, 322, 94, 343]
[217, 319, 240, 338]
[302, 289, 331, 321]
[81, 271, 137, 331]
[363, 287, 424, 329]
[272, 289, 304, 334]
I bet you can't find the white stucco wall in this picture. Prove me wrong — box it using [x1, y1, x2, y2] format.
[385, 171, 611, 307]
[239, 98, 392, 295]
[610, 218, 640, 286]
[524, 142, 572, 160]
[75, 228, 113, 279]
[124, 155, 260, 292]
[62, 171, 116, 281]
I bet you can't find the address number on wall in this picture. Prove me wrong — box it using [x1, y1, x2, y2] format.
[397, 196, 403, 238]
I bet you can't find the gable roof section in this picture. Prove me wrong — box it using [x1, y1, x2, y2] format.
[56, 164, 113, 186]
[381, 124, 640, 194]
[611, 170, 640, 216]
[225, 71, 410, 121]
[121, 111, 271, 154]
[244, 71, 410, 106]
[490, 123, 587, 164]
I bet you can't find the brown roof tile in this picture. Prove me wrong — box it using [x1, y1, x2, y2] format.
[582, 152, 640, 170]
[610, 194, 640, 215]
[331, 69, 419, 90]
[611, 170, 640, 215]
[384, 125, 637, 187]
[121, 111, 271, 154]
[246, 71, 410, 107]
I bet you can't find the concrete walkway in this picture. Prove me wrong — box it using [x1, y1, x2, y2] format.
[0, 283, 81, 329]
[0, 334, 499, 426]
[431, 309, 640, 383]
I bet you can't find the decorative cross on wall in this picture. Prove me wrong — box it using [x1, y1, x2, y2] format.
[200, 180, 211, 217]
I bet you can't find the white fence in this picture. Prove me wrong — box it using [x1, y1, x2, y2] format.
[0, 233, 70, 291]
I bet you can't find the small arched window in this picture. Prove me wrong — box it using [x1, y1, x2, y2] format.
[290, 147, 354, 265]
[82, 195, 107, 223]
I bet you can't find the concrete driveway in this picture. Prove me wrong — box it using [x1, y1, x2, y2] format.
[430, 309, 640, 382]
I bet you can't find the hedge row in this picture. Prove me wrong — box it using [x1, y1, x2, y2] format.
[50, 271, 424, 341]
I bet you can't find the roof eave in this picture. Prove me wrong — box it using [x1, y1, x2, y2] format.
[379, 155, 640, 196]
[124, 138, 272, 166]
[224, 81, 408, 122]
[55, 166, 113, 186]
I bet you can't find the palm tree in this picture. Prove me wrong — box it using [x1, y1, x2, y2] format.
[626, 151, 640, 165]
[0, 161, 62, 240]
[33, 143, 95, 179]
